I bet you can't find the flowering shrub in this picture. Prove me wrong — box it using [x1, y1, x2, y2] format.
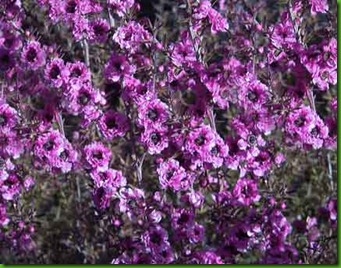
[0, 0, 337, 264]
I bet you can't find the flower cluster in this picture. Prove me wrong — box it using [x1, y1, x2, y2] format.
[0, 0, 336, 264]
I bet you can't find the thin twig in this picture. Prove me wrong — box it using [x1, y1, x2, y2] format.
[207, 107, 217, 132]
[82, 39, 90, 68]
[327, 153, 334, 191]
[108, 8, 115, 28]
[56, 112, 65, 136]
[137, 153, 146, 183]
[185, 0, 217, 131]
[287, 0, 316, 112]
[76, 176, 81, 202]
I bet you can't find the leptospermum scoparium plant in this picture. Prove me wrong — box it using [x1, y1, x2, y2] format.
[0, 0, 337, 264]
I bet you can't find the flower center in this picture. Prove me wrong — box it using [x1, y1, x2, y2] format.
[177, 213, 189, 225]
[71, 67, 82, 78]
[321, 70, 329, 80]
[60, 150, 69, 160]
[105, 117, 116, 129]
[93, 151, 103, 160]
[0, 115, 6, 126]
[43, 140, 54, 151]
[311, 127, 320, 137]
[211, 146, 219, 155]
[0, 54, 10, 65]
[220, 89, 229, 99]
[166, 170, 174, 180]
[150, 232, 162, 245]
[294, 116, 305, 127]
[78, 92, 90, 105]
[50, 65, 60, 79]
[241, 185, 249, 195]
[323, 52, 331, 62]
[147, 109, 158, 120]
[94, 24, 106, 36]
[26, 48, 37, 62]
[247, 91, 258, 102]
[195, 134, 205, 146]
[150, 133, 160, 144]
[66, 0, 77, 13]
[247, 134, 257, 145]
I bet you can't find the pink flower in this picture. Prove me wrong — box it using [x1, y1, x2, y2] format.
[157, 159, 189, 191]
[33, 130, 77, 173]
[89, 19, 109, 43]
[137, 99, 169, 127]
[90, 168, 126, 189]
[113, 21, 152, 53]
[269, 13, 297, 49]
[193, 0, 228, 34]
[66, 61, 91, 82]
[108, 0, 135, 17]
[0, 101, 18, 133]
[285, 106, 328, 149]
[21, 41, 45, 70]
[169, 31, 197, 67]
[45, 58, 69, 88]
[232, 178, 260, 206]
[309, 0, 329, 15]
[140, 125, 169, 155]
[104, 53, 135, 82]
[97, 110, 129, 140]
[83, 142, 112, 171]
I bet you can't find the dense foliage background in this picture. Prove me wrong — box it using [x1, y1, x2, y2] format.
[0, 0, 337, 264]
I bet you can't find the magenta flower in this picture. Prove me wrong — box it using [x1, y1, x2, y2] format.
[192, 250, 224, 264]
[90, 168, 126, 189]
[21, 41, 45, 70]
[0, 204, 9, 226]
[97, 110, 129, 140]
[92, 186, 112, 209]
[34, 130, 65, 160]
[45, 58, 69, 88]
[63, 80, 104, 115]
[141, 225, 169, 253]
[83, 141, 112, 171]
[232, 178, 261, 206]
[0, 172, 21, 201]
[171, 208, 194, 230]
[184, 124, 215, 158]
[113, 21, 152, 53]
[169, 31, 197, 67]
[33, 130, 77, 173]
[140, 125, 169, 155]
[89, 19, 110, 43]
[0, 131, 24, 159]
[104, 53, 135, 82]
[285, 106, 328, 149]
[238, 78, 269, 110]
[193, 0, 228, 34]
[228, 224, 251, 252]
[309, 0, 328, 15]
[157, 159, 188, 191]
[53, 141, 78, 173]
[0, 25, 22, 51]
[269, 13, 297, 49]
[0, 48, 15, 73]
[0, 101, 18, 133]
[187, 224, 205, 244]
[66, 61, 91, 82]
[137, 98, 169, 127]
[108, 0, 135, 17]
[122, 79, 156, 104]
